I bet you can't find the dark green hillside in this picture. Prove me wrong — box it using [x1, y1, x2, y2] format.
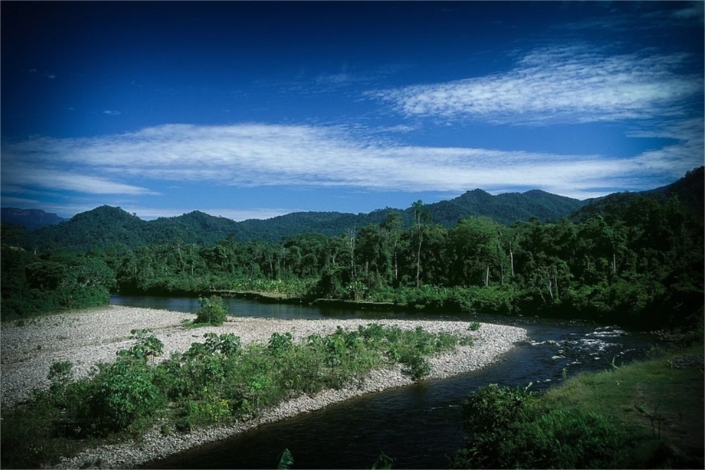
[572, 166, 704, 222]
[19, 170, 698, 251]
[645, 166, 704, 211]
[234, 209, 396, 241]
[520, 189, 588, 216]
[149, 211, 240, 246]
[0, 208, 66, 230]
[28, 206, 148, 251]
[26, 208, 243, 252]
[426, 189, 585, 226]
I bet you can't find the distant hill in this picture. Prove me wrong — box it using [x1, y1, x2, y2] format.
[0, 208, 66, 230]
[21, 169, 700, 251]
[425, 188, 585, 227]
[235, 188, 586, 241]
[571, 166, 704, 222]
[22, 188, 584, 251]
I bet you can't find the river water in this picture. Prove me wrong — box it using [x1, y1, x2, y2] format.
[111, 295, 657, 469]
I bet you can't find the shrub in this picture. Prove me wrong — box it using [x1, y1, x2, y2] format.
[450, 383, 629, 469]
[84, 360, 164, 433]
[195, 295, 227, 325]
[117, 329, 164, 362]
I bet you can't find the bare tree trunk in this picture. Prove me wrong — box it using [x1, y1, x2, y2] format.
[346, 228, 356, 278]
[485, 265, 490, 287]
[554, 267, 559, 300]
[416, 234, 422, 288]
[509, 243, 515, 277]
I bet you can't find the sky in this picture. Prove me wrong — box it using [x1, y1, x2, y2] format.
[2, 1, 703, 221]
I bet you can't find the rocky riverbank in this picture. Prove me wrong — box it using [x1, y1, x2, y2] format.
[1, 305, 527, 469]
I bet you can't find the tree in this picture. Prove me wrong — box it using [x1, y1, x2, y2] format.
[381, 211, 404, 285]
[411, 200, 431, 288]
[449, 217, 502, 287]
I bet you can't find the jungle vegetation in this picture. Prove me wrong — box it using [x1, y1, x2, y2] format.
[1, 168, 702, 329]
[1, 322, 474, 468]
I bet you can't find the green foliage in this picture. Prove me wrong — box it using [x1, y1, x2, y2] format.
[277, 448, 294, 469]
[1, 246, 112, 320]
[116, 329, 164, 362]
[85, 360, 165, 434]
[1, 323, 473, 468]
[371, 450, 395, 469]
[204, 332, 241, 356]
[195, 295, 227, 325]
[268, 332, 293, 354]
[5, 168, 702, 331]
[450, 383, 629, 469]
[276, 448, 393, 470]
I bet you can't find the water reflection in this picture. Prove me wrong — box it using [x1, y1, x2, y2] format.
[111, 294, 469, 321]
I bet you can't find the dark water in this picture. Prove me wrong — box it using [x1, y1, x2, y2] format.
[110, 294, 471, 321]
[110, 295, 656, 469]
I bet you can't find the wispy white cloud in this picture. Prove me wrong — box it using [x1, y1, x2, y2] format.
[628, 118, 704, 180]
[3, 122, 693, 201]
[103, 110, 122, 116]
[1, 161, 157, 196]
[369, 46, 701, 125]
[374, 124, 418, 133]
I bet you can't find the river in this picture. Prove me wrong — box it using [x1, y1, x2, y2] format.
[110, 295, 657, 469]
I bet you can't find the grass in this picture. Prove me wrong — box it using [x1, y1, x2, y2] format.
[541, 344, 704, 468]
[450, 338, 703, 469]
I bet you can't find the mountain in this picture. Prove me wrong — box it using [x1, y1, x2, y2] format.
[425, 189, 585, 227]
[27, 206, 150, 251]
[645, 166, 704, 211]
[0, 208, 66, 230]
[571, 167, 704, 222]
[22, 189, 585, 251]
[21, 170, 700, 251]
[234, 209, 397, 242]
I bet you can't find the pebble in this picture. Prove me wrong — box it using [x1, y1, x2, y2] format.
[1, 305, 527, 469]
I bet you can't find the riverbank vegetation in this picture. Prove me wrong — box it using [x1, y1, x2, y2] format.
[450, 335, 704, 469]
[4, 186, 702, 330]
[0, 322, 475, 468]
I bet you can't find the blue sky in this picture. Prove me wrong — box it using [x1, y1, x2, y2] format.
[2, 1, 703, 221]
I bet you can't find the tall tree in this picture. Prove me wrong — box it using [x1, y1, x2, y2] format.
[411, 200, 431, 288]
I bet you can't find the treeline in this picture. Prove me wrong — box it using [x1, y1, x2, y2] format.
[19, 186, 590, 252]
[1, 244, 114, 317]
[2, 192, 702, 328]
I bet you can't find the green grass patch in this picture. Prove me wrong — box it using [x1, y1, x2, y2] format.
[1, 323, 473, 468]
[542, 344, 704, 468]
[451, 344, 704, 469]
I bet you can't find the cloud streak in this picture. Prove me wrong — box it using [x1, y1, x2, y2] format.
[3, 122, 698, 202]
[369, 46, 701, 125]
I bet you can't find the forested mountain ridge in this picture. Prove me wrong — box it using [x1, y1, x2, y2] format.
[20, 188, 585, 251]
[15, 168, 701, 251]
[0, 208, 65, 230]
[571, 166, 704, 222]
[4, 169, 702, 329]
[427, 188, 585, 227]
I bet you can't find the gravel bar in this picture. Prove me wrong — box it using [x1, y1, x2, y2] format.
[0, 305, 527, 469]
